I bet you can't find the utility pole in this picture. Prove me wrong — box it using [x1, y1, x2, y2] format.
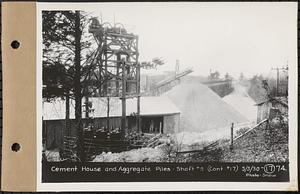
[74, 10, 85, 162]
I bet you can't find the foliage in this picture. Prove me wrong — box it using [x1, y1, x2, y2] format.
[235, 127, 250, 137]
[191, 147, 224, 162]
[42, 60, 70, 100]
[161, 135, 185, 162]
[139, 57, 165, 70]
[247, 74, 268, 103]
[221, 120, 288, 162]
[42, 11, 93, 101]
[208, 70, 220, 80]
[224, 72, 233, 80]
[247, 72, 288, 102]
[239, 72, 245, 81]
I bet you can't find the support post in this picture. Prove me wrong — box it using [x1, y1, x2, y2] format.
[104, 35, 108, 96]
[121, 61, 127, 138]
[230, 123, 234, 151]
[136, 37, 141, 133]
[116, 54, 121, 96]
[107, 97, 110, 131]
[137, 96, 140, 133]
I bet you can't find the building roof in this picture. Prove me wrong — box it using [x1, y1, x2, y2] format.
[254, 97, 288, 107]
[43, 96, 180, 120]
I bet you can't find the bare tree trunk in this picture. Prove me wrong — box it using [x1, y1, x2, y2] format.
[74, 10, 85, 162]
[65, 91, 70, 137]
[85, 96, 89, 118]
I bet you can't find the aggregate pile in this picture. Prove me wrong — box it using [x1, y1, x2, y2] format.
[164, 83, 247, 133]
[223, 83, 257, 121]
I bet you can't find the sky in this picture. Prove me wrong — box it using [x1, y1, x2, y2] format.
[43, 2, 298, 79]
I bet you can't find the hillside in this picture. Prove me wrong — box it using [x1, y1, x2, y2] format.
[186, 118, 288, 162]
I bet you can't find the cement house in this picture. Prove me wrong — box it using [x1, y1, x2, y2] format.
[42, 96, 180, 149]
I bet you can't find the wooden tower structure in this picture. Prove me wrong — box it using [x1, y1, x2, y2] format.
[88, 18, 141, 136]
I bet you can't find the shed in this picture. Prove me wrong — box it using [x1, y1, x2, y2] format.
[43, 96, 180, 149]
[255, 97, 288, 123]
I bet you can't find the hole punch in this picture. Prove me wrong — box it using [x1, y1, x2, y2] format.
[11, 143, 21, 152]
[11, 40, 20, 49]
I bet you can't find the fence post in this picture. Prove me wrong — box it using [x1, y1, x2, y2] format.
[230, 123, 234, 151]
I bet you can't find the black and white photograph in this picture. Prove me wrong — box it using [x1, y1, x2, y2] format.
[39, 2, 297, 186]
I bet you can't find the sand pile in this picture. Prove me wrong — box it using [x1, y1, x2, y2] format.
[223, 83, 257, 121]
[174, 126, 230, 146]
[164, 83, 247, 132]
[93, 147, 165, 162]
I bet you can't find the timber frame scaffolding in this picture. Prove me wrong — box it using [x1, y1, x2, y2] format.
[88, 18, 141, 136]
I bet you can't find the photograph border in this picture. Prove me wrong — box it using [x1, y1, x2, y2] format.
[36, 2, 298, 191]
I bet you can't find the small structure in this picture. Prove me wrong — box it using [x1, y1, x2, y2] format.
[43, 96, 180, 149]
[255, 97, 288, 123]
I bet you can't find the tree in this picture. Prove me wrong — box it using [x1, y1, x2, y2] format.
[239, 72, 245, 81]
[224, 72, 233, 81]
[42, 10, 93, 161]
[261, 80, 270, 97]
[208, 70, 220, 80]
[42, 11, 75, 100]
[42, 11, 93, 101]
[247, 74, 269, 103]
[140, 57, 165, 69]
[43, 11, 165, 161]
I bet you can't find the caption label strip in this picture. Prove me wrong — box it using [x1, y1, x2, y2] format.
[42, 162, 289, 182]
